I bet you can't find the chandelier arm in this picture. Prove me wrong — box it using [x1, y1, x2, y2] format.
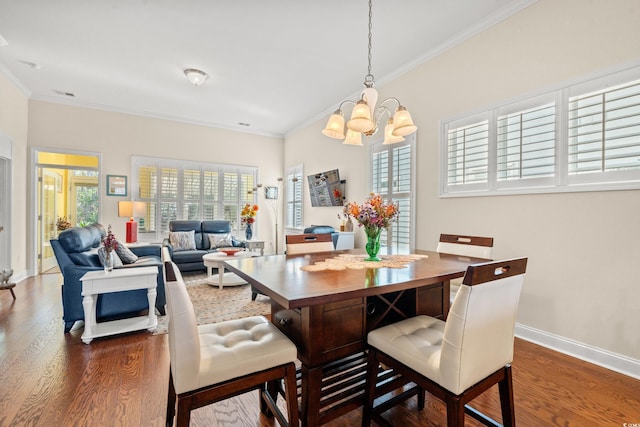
[371, 105, 391, 127]
[377, 97, 402, 110]
[337, 99, 357, 111]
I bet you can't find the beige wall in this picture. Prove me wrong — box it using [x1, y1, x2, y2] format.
[284, 0, 640, 363]
[27, 101, 285, 254]
[0, 73, 29, 278]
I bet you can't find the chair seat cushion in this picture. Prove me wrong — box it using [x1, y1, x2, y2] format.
[196, 316, 297, 387]
[368, 315, 445, 382]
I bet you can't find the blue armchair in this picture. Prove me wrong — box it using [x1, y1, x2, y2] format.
[51, 223, 166, 333]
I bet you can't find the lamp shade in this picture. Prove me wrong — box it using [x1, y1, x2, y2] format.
[118, 201, 146, 219]
[392, 106, 418, 136]
[347, 99, 374, 132]
[343, 129, 363, 146]
[322, 110, 346, 139]
[383, 118, 405, 145]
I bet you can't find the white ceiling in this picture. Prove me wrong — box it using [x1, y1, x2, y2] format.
[0, 0, 534, 137]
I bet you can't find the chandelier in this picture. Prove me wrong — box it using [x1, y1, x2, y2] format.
[322, 0, 417, 145]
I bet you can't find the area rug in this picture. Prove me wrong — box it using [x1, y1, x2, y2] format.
[154, 272, 271, 335]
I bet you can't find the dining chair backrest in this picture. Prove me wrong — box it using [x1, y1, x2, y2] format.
[440, 257, 527, 395]
[286, 233, 334, 255]
[164, 260, 201, 394]
[436, 233, 493, 259]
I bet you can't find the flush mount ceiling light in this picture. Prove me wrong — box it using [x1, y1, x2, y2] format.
[322, 0, 417, 145]
[184, 68, 208, 86]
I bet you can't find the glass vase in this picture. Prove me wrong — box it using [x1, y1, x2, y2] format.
[364, 227, 382, 261]
[245, 223, 253, 240]
[104, 250, 114, 273]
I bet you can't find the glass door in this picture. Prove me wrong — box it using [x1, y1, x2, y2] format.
[39, 169, 59, 272]
[0, 156, 10, 272]
[35, 151, 100, 274]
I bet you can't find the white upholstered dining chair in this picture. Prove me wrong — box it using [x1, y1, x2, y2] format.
[163, 260, 300, 427]
[437, 233, 494, 303]
[285, 233, 334, 254]
[362, 257, 527, 427]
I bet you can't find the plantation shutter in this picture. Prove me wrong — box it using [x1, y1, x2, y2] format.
[182, 169, 200, 219]
[568, 79, 640, 175]
[370, 136, 414, 251]
[286, 167, 303, 229]
[497, 102, 556, 181]
[446, 120, 489, 186]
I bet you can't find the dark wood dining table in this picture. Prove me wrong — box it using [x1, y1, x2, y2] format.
[224, 249, 488, 427]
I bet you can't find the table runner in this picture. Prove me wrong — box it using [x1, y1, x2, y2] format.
[300, 253, 428, 271]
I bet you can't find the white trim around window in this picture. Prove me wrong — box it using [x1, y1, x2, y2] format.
[441, 63, 640, 197]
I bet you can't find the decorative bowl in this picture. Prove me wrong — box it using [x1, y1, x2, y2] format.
[218, 247, 243, 256]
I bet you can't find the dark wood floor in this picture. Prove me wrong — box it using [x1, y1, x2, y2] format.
[1, 273, 639, 427]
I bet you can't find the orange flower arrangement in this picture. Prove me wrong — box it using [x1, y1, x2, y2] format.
[241, 203, 259, 224]
[343, 193, 398, 231]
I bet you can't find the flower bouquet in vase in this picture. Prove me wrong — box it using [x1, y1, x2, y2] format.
[101, 224, 118, 272]
[344, 193, 399, 261]
[241, 203, 259, 240]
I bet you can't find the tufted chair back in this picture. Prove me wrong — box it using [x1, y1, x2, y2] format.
[164, 261, 201, 394]
[439, 260, 525, 394]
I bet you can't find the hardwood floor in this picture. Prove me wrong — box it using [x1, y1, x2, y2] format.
[1, 273, 639, 426]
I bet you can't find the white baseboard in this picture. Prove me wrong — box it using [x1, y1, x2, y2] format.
[515, 323, 640, 380]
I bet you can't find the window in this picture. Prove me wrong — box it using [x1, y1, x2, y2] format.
[370, 134, 416, 251]
[441, 65, 640, 196]
[285, 164, 303, 230]
[132, 156, 256, 241]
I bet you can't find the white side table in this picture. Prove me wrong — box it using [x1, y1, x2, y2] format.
[80, 266, 158, 344]
[240, 239, 265, 255]
[203, 251, 257, 289]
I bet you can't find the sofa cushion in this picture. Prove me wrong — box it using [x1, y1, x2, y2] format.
[58, 227, 98, 253]
[170, 231, 197, 251]
[68, 248, 101, 267]
[98, 247, 124, 268]
[115, 240, 139, 264]
[121, 255, 162, 268]
[171, 249, 207, 264]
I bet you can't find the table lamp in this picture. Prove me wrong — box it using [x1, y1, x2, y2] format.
[118, 201, 146, 243]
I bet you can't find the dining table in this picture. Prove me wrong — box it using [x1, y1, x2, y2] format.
[224, 248, 488, 426]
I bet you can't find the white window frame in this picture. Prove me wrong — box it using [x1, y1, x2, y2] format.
[131, 156, 257, 242]
[285, 164, 304, 233]
[440, 63, 640, 197]
[369, 133, 417, 252]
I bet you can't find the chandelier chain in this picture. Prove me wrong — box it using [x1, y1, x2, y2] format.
[365, 0, 374, 87]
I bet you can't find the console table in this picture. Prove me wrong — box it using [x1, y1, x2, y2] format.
[80, 266, 158, 344]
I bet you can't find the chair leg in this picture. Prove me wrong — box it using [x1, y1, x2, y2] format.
[498, 366, 516, 427]
[251, 291, 258, 301]
[175, 397, 192, 427]
[362, 348, 379, 427]
[446, 395, 465, 427]
[284, 362, 300, 427]
[166, 369, 176, 427]
[417, 388, 425, 410]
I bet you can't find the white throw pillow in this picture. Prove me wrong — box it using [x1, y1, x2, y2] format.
[98, 247, 124, 267]
[209, 233, 232, 249]
[169, 230, 197, 251]
[115, 240, 139, 264]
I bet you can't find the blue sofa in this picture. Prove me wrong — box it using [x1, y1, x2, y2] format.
[51, 223, 166, 333]
[163, 220, 245, 272]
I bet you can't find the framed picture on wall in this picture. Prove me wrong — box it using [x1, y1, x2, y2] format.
[106, 175, 127, 196]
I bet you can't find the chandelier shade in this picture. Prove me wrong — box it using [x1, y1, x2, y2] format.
[383, 118, 404, 144]
[322, 110, 346, 139]
[347, 99, 374, 132]
[321, 0, 417, 145]
[344, 129, 364, 146]
[392, 106, 418, 136]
